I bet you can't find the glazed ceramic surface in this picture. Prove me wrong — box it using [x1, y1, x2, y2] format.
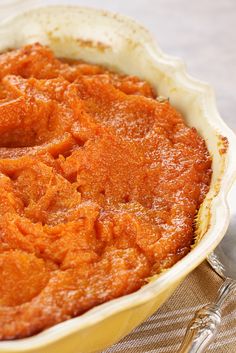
[0, 6, 236, 353]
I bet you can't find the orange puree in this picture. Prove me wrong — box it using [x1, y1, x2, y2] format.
[0, 43, 211, 339]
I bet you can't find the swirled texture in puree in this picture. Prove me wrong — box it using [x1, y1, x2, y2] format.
[0, 43, 211, 339]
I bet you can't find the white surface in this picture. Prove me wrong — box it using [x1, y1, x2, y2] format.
[0, 0, 235, 131]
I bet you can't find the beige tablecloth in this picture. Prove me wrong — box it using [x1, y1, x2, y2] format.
[104, 261, 236, 353]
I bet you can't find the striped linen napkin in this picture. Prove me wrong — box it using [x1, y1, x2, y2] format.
[104, 261, 236, 353]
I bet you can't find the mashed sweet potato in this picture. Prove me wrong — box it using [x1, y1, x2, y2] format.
[0, 43, 211, 339]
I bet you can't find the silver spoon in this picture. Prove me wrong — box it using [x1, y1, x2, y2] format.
[178, 182, 236, 353]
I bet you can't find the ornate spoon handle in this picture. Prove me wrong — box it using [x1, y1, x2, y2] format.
[177, 278, 236, 353]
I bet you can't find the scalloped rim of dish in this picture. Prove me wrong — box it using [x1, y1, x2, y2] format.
[0, 5, 236, 351]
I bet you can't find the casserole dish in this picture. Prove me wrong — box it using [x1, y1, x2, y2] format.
[0, 5, 236, 353]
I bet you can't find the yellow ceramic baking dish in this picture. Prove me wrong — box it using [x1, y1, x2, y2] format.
[0, 5, 236, 353]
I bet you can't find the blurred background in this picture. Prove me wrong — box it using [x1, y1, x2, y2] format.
[0, 0, 235, 130]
